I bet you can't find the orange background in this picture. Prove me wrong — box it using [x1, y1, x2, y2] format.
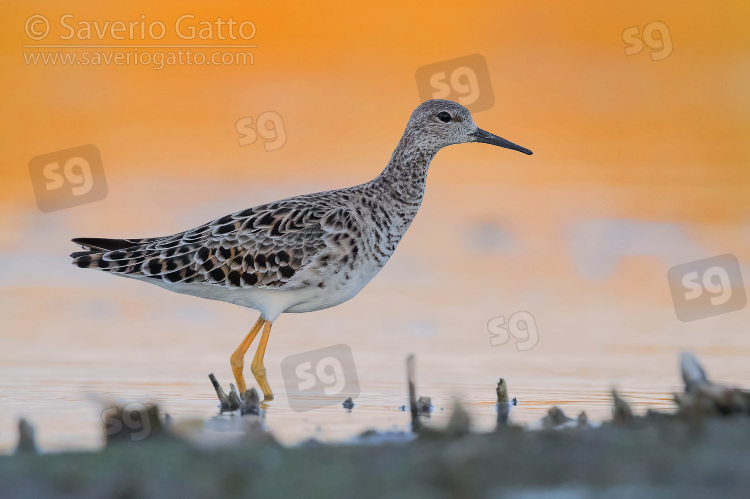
[1, 1, 749, 217]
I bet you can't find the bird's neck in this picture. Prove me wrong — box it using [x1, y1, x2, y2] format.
[373, 133, 439, 207]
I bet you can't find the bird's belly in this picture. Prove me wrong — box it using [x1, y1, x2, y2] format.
[285, 287, 359, 313]
[285, 267, 378, 314]
[128, 254, 386, 319]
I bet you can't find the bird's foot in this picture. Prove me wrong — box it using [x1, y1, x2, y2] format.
[250, 364, 274, 401]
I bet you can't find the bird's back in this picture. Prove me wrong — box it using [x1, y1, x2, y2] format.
[70, 179, 417, 306]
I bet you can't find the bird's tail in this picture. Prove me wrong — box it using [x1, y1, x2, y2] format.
[70, 237, 146, 270]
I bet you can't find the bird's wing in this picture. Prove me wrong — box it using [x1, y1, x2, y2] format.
[72, 193, 357, 290]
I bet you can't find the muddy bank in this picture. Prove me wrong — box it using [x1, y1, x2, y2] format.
[2, 352, 750, 498]
[3, 416, 750, 498]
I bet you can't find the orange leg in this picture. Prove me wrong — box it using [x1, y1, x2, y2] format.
[251, 320, 274, 400]
[230, 316, 265, 393]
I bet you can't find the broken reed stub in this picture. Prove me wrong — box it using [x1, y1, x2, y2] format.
[228, 384, 242, 410]
[15, 418, 37, 454]
[417, 396, 432, 415]
[209, 373, 262, 415]
[541, 406, 573, 429]
[674, 352, 750, 418]
[406, 353, 420, 433]
[241, 388, 261, 416]
[209, 372, 239, 412]
[577, 411, 589, 428]
[612, 390, 634, 426]
[496, 378, 510, 426]
[680, 351, 708, 393]
[444, 401, 471, 438]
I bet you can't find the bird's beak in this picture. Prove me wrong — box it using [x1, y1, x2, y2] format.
[471, 128, 533, 155]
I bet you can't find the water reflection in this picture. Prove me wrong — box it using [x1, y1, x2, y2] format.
[0, 182, 748, 452]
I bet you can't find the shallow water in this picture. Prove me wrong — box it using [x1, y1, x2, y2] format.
[1, 181, 748, 452]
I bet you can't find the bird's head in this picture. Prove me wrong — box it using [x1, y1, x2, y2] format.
[404, 99, 533, 155]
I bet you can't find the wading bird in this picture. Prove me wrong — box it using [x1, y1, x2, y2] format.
[71, 99, 532, 400]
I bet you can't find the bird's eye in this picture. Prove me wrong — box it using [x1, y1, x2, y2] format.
[437, 111, 452, 123]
